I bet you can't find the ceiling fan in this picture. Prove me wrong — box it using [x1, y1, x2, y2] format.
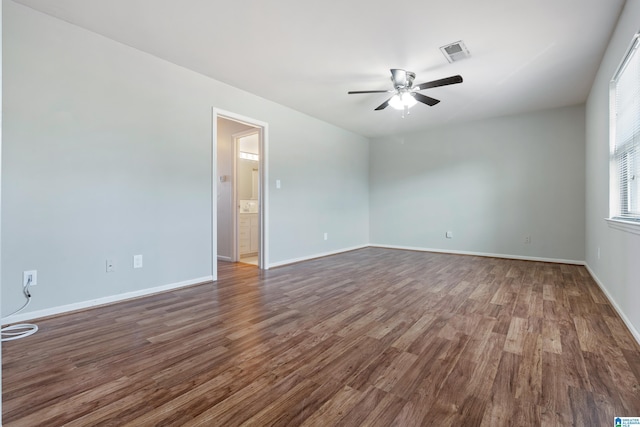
[348, 69, 463, 111]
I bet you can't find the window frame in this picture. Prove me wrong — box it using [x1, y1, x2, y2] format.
[609, 32, 640, 233]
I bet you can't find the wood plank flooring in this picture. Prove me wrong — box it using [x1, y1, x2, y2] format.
[3, 247, 640, 426]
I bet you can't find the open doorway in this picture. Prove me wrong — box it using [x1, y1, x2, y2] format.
[213, 110, 268, 269]
[234, 130, 260, 265]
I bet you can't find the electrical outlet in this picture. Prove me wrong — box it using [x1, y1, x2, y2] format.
[524, 236, 531, 244]
[106, 259, 115, 273]
[133, 254, 143, 269]
[23, 270, 37, 287]
[324, 232, 328, 241]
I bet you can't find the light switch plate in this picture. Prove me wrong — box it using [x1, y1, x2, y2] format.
[133, 254, 143, 269]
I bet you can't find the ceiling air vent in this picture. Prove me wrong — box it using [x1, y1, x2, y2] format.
[440, 40, 470, 63]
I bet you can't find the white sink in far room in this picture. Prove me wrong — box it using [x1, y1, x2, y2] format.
[240, 200, 258, 213]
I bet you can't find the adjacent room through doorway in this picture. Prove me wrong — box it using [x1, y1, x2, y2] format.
[215, 114, 266, 269]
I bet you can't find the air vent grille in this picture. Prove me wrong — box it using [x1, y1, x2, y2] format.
[440, 41, 470, 63]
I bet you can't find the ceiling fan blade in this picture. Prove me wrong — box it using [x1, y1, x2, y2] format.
[374, 97, 394, 110]
[348, 90, 393, 94]
[415, 75, 463, 91]
[413, 92, 441, 106]
[390, 69, 407, 87]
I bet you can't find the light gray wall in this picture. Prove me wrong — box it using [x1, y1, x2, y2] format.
[216, 119, 254, 260]
[268, 115, 370, 263]
[370, 105, 586, 262]
[585, 1, 640, 337]
[2, 2, 370, 316]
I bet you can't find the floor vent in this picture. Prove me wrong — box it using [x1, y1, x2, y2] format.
[440, 40, 470, 63]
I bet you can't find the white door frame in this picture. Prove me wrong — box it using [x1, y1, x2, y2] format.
[212, 108, 269, 272]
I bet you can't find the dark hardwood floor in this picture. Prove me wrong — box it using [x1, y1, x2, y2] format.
[3, 247, 640, 426]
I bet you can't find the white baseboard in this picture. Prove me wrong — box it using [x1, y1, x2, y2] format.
[217, 255, 232, 261]
[369, 243, 585, 265]
[584, 264, 640, 346]
[1, 276, 214, 325]
[267, 244, 369, 268]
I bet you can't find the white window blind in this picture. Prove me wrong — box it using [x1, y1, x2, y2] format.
[611, 33, 640, 222]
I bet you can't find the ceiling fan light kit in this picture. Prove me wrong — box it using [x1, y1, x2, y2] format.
[389, 92, 417, 110]
[348, 69, 463, 112]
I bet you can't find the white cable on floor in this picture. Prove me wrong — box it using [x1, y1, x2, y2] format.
[1, 278, 38, 342]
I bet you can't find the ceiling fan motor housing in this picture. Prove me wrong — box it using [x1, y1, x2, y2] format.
[390, 69, 416, 89]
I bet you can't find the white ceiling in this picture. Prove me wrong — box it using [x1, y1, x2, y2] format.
[13, 0, 625, 138]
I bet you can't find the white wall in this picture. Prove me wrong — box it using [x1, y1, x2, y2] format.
[370, 105, 586, 263]
[216, 119, 255, 260]
[268, 115, 370, 264]
[2, 2, 370, 318]
[585, 1, 640, 339]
